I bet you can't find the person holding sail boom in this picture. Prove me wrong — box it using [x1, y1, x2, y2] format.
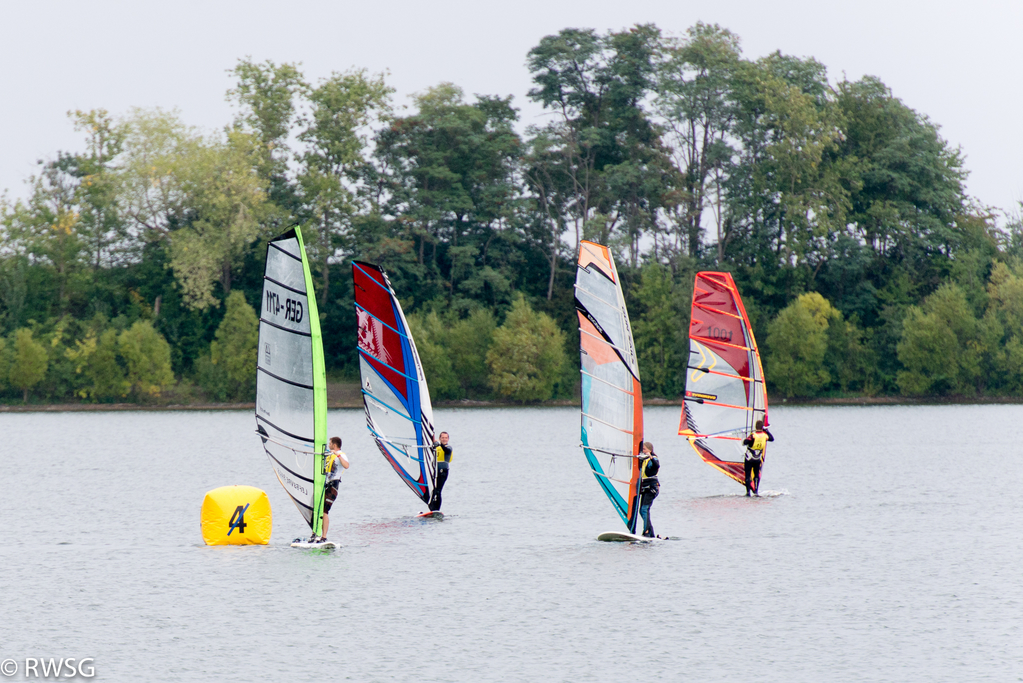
[742, 421, 773, 496]
[319, 436, 349, 541]
[638, 442, 660, 538]
[429, 432, 451, 512]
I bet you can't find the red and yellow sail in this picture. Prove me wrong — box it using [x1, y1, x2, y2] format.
[679, 272, 768, 485]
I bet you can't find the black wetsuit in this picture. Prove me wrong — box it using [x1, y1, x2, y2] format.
[429, 443, 452, 511]
[639, 455, 660, 537]
[742, 428, 774, 496]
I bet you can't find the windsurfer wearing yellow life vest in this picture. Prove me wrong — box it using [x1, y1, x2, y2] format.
[428, 431, 452, 512]
[638, 442, 660, 538]
[320, 436, 349, 541]
[741, 421, 773, 497]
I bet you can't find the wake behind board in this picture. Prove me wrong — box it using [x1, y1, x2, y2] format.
[597, 531, 659, 543]
[290, 538, 338, 549]
[417, 511, 444, 519]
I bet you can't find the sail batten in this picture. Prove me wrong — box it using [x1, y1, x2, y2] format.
[576, 241, 643, 533]
[256, 227, 328, 535]
[680, 271, 768, 487]
[353, 261, 437, 506]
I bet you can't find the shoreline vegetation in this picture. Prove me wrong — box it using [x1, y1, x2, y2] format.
[2, 382, 1021, 412]
[3, 23, 1023, 409]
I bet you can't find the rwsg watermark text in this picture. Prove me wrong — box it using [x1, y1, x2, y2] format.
[1, 658, 95, 678]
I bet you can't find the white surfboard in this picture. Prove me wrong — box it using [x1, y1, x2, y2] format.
[597, 531, 659, 543]
[290, 539, 338, 549]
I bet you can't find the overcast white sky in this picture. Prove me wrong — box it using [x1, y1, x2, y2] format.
[2, 0, 1021, 218]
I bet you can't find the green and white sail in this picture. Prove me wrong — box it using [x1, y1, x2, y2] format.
[255, 227, 328, 536]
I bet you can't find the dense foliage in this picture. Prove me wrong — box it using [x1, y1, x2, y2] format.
[0, 23, 1017, 404]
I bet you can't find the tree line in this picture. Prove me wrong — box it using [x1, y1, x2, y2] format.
[0, 22, 1019, 404]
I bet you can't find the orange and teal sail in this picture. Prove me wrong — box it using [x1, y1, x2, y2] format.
[679, 272, 768, 486]
[575, 241, 643, 533]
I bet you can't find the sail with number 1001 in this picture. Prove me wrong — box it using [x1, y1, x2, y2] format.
[255, 227, 329, 539]
[679, 271, 768, 486]
[575, 241, 644, 534]
[352, 262, 437, 509]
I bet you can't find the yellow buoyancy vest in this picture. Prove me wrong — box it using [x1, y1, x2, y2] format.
[750, 431, 768, 452]
[641, 455, 659, 478]
[436, 444, 451, 463]
[324, 451, 346, 475]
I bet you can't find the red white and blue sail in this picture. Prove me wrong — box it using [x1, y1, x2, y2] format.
[679, 271, 768, 485]
[575, 241, 644, 534]
[352, 262, 437, 505]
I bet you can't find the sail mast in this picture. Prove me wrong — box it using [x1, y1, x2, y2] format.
[294, 227, 328, 536]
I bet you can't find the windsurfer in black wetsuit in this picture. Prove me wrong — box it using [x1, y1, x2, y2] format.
[638, 442, 660, 538]
[742, 420, 773, 496]
[428, 432, 451, 512]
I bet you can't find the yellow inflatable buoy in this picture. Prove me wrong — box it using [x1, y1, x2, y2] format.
[200, 485, 272, 545]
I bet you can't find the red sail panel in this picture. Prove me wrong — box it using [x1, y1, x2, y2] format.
[353, 263, 409, 400]
[689, 272, 753, 403]
[689, 438, 747, 485]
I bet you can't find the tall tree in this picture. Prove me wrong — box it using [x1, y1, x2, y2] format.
[373, 84, 522, 311]
[654, 22, 741, 261]
[297, 69, 391, 305]
[526, 25, 668, 264]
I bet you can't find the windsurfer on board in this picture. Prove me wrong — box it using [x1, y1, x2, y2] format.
[742, 421, 773, 496]
[319, 436, 349, 541]
[428, 432, 452, 512]
[638, 442, 660, 538]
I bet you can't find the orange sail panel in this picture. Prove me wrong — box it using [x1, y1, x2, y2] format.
[575, 241, 643, 533]
[679, 272, 768, 486]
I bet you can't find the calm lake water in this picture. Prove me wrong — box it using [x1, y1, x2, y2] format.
[1, 404, 1021, 682]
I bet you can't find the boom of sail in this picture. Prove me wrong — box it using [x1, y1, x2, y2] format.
[575, 241, 643, 533]
[352, 261, 436, 506]
[255, 227, 329, 535]
[679, 271, 768, 485]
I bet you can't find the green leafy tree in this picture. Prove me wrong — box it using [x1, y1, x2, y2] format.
[298, 69, 392, 305]
[0, 337, 8, 392]
[766, 292, 837, 397]
[724, 53, 848, 299]
[487, 295, 566, 401]
[116, 109, 269, 309]
[118, 321, 174, 397]
[8, 329, 49, 401]
[832, 76, 969, 307]
[117, 108, 197, 241]
[168, 132, 270, 309]
[824, 315, 876, 394]
[373, 84, 521, 311]
[407, 311, 459, 401]
[207, 291, 259, 400]
[630, 264, 689, 397]
[446, 309, 497, 397]
[226, 58, 306, 187]
[896, 283, 982, 395]
[654, 22, 742, 260]
[526, 25, 668, 264]
[68, 109, 126, 270]
[65, 327, 130, 401]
